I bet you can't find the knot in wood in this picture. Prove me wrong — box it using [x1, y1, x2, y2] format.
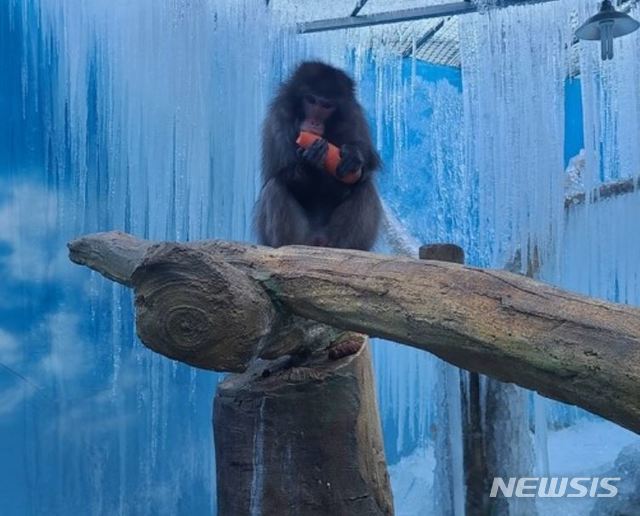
[166, 306, 212, 350]
[130, 243, 276, 372]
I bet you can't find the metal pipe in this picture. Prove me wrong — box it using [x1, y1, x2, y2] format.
[350, 0, 370, 17]
[297, 0, 559, 34]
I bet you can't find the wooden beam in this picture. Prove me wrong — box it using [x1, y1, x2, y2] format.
[68, 231, 640, 433]
[565, 175, 639, 209]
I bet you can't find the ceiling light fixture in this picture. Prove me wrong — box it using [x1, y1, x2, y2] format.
[576, 0, 640, 60]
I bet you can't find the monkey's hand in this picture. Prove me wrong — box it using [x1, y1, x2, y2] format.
[337, 144, 364, 179]
[298, 138, 328, 170]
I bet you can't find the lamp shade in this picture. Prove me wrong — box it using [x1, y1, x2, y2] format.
[576, 0, 640, 41]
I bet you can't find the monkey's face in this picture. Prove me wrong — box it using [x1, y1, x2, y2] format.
[300, 93, 336, 136]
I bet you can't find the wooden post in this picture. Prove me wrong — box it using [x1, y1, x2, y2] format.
[419, 244, 489, 515]
[483, 379, 536, 516]
[214, 334, 394, 516]
[463, 371, 488, 514]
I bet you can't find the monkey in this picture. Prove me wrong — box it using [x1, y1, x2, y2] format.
[254, 61, 382, 251]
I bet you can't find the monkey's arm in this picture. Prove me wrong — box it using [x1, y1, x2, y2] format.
[262, 119, 327, 187]
[336, 144, 365, 180]
[334, 106, 381, 181]
[298, 138, 328, 172]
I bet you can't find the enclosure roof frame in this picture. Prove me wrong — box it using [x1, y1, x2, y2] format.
[298, 0, 560, 34]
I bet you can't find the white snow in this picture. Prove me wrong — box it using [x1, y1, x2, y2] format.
[390, 420, 640, 516]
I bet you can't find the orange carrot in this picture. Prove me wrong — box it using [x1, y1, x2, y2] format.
[296, 131, 361, 185]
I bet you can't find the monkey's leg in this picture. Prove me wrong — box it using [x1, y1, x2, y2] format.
[326, 180, 382, 251]
[255, 178, 312, 247]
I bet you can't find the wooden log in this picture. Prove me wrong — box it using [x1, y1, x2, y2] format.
[89, 236, 277, 372]
[484, 380, 536, 516]
[564, 175, 639, 209]
[68, 231, 640, 433]
[214, 336, 393, 516]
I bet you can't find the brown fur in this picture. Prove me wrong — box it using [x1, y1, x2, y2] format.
[254, 61, 382, 251]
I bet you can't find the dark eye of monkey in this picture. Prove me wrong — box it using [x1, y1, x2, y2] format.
[304, 94, 335, 110]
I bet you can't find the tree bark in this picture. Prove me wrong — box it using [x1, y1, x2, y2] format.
[214, 336, 393, 516]
[68, 231, 640, 434]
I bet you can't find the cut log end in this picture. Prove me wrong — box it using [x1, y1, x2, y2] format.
[132, 243, 276, 372]
[68, 231, 153, 285]
[419, 243, 465, 264]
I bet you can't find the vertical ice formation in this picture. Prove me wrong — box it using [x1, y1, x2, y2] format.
[363, 57, 470, 514]
[576, 1, 640, 187]
[5, 0, 640, 514]
[459, 2, 574, 273]
[544, 1, 640, 427]
[4, 1, 451, 513]
[458, 2, 578, 514]
[3, 1, 292, 514]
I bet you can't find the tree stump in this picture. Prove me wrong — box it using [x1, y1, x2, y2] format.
[214, 335, 393, 516]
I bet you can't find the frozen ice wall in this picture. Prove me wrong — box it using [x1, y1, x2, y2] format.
[576, 1, 640, 187]
[1, 1, 288, 513]
[459, 1, 574, 272]
[363, 59, 469, 515]
[3, 0, 640, 514]
[459, 2, 640, 514]
[545, 0, 640, 420]
[2, 0, 476, 511]
[2, 1, 457, 513]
